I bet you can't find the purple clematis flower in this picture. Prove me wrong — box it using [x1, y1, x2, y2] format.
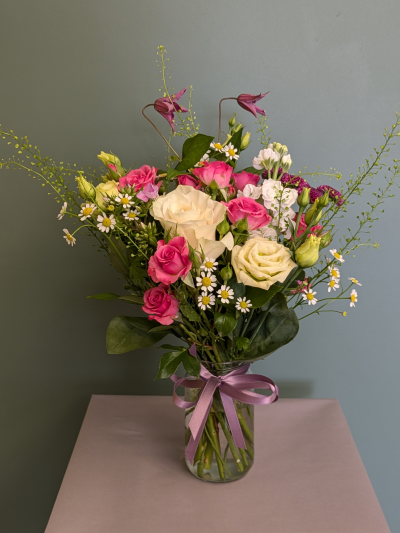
[137, 183, 160, 203]
[154, 88, 188, 132]
[237, 92, 269, 118]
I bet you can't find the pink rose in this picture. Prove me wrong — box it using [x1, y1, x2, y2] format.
[177, 174, 202, 189]
[292, 213, 323, 239]
[148, 236, 192, 285]
[232, 171, 259, 192]
[142, 284, 180, 325]
[192, 161, 232, 189]
[118, 165, 158, 192]
[223, 197, 272, 230]
[227, 184, 236, 198]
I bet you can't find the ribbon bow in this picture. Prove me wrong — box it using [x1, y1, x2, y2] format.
[170, 345, 279, 464]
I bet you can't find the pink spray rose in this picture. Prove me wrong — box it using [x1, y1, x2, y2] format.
[142, 284, 180, 325]
[292, 213, 323, 239]
[223, 197, 272, 230]
[232, 171, 260, 192]
[192, 161, 232, 189]
[118, 165, 158, 192]
[148, 236, 192, 285]
[177, 174, 202, 189]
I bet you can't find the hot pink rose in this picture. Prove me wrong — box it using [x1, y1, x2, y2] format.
[292, 213, 323, 239]
[192, 161, 232, 189]
[148, 236, 192, 285]
[223, 197, 272, 230]
[232, 171, 259, 192]
[142, 284, 180, 325]
[177, 174, 202, 189]
[118, 165, 158, 192]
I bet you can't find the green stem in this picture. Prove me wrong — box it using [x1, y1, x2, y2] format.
[237, 409, 254, 445]
[240, 308, 254, 338]
[204, 439, 214, 470]
[244, 436, 255, 461]
[240, 448, 248, 468]
[205, 415, 226, 479]
[197, 450, 205, 478]
[215, 412, 244, 473]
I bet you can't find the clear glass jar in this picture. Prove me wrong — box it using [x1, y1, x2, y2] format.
[184, 360, 254, 483]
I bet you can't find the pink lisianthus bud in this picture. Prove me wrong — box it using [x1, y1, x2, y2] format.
[227, 184, 236, 198]
[153, 88, 188, 132]
[192, 161, 232, 189]
[177, 174, 202, 189]
[137, 183, 160, 202]
[142, 284, 180, 326]
[237, 92, 269, 118]
[232, 171, 260, 192]
[223, 197, 272, 231]
[148, 236, 192, 285]
[118, 165, 158, 192]
[292, 213, 323, 240]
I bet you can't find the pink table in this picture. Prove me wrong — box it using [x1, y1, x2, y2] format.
[45, 396, 390, 533]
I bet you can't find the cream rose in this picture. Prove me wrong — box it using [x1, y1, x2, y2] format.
[232, 236, 297, 290]
[150, 185, 234, 258]
[95, 181, 119, 209]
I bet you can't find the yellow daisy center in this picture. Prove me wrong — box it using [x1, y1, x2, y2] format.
[201, 296, 210, 306]
[351, 278, 358, 283]
[128, 212, 136, 219]
[214, 143, 223, 150]
[108, 205, 115, 211]
[121, 197, 130, 205]
[228, 148, 236, 156]
[334, 252, 341, 259]
[221, 290, 229, 299]
[205, 261, 214, 269]
[83, 207, 93, 216]
[102, 218, 112, 227]
[331, 269, 338, 277]
[202, 277, 212, 287]
[351, 294, 356, 302]
[240, 301, 248, 309]
[343, 311, 347, 317]
[329, 280, 336, 288]
[306, 293, 314, 300]
[66, 233, 74, 241]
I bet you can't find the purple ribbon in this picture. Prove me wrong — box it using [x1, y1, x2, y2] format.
[170, 345, 279, 464]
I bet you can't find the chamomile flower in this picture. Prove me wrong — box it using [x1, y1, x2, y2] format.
[79, 203, 96, 221]
[57, 202, 68, 220]
[327, 278, 339, 292]
[348, 277, 362, 286]
[123, 208, 139, 222]
[329, 249, 345, 263]
[194, 152, 210, 167]
[200, 257, 218, 274]
[63, 229, 76, 246]
[196, 272, 217, 293]
[97, 213, 116, 233]
[217, 285, 234, 304]
[302, 289, 317, 305]
[328, 265, 340, 279]
[236, 297, 252, 313]
[224, 143, 239, 161]
[198, 293, 215, 311]
[210, 141, 224, 152]
[115, 193, 133, 209]
[350, 289, 358, 308]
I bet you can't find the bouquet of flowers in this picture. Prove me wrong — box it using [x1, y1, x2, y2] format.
[1, 46, 399, 482]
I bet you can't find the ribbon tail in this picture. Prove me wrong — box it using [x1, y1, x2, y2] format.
[185, 432, 202, 464]
[220, 391, 246, 450]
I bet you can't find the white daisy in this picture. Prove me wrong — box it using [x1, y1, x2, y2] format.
[200, 257, 218, 274]
[115, 193, 133, 209]
[198, 293, 215, 311]
[123, 208, 139, 222]
[63, 229, 76, 246]
[235, 297, 252, 313]
[210, 141, 224, 152]
[224, 143, 239, 161]
[329, 249, 345, 263]
[328, 265, 340, 279]
[194, 152, 210, 167]
[57, 202, 68, 220]
[217, 285, 234, 304]
[327, 278, 339, 292]
[302, 289, 317, 305]
[196, 272, 217, 293]
[350, 289, 358, 308]
[79, 203, 96, 221]
[97, 213, 116, 233]
[348, 277, 362, 286]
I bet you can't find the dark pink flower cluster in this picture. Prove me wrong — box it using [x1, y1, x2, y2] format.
[279, 173, 311, 194]
[316, 185, 344, 206]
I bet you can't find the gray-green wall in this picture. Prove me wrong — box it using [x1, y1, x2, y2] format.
[1, 1, 399, 531]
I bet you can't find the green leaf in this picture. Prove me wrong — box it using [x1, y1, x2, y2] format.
[181, 352, 201, 378]
[119, 295, 144, 305]
[180, 303, 202, 323]
[245, 284, 282, 309]
[175, 134, 214, 171]
[87, 292, 119, 300]
[228, 127, 243, 151]
[241, 166, 264, 176]
[166, 168, 187, 180]
[214, 312, 237, 337]
[129, 259, 147, 288]
[148, 325, 173, 332]
[155, 350, 186, 379]
[234, 337, 250, 352]
[106, 316, 168, 354]
[108, 237, 130, 278]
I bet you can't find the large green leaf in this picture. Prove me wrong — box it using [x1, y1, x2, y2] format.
[180, 303, 202, 322]
[119, 295, 145, 305]
[241, 166, 264, 176]
[175, 134, 214, 171]
[108, 237, 130, 279]
[155, 350, 186, 379]
[87, 292, 119, 300]
[181, 352, 201, 378]
[228, 127, 243, 151]
[245, 284, 282, 309]
[214, 312, 237, 337]
[106, 316, 168, 354]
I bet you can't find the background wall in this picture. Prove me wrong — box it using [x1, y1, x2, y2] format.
[1, 0, 399, 531]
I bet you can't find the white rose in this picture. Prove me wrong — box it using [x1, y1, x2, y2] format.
[237, 184, 262, 200]
[262, 179, 298, 210]
[231, 236, 297, 290]
[150, 185, 234, 258]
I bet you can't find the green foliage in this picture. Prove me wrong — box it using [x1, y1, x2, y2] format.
[155, 346, 200, 379]
[245, 284, 282, 309]
[106, 316, 169, 354]
[87, 292, 119, 300]
[214, 312, 237, 337]
[175, 134, 214, 171]
[180, 302, 202, 322]
[234, 337, 250, 352]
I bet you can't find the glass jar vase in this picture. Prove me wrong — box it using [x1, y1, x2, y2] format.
[184, 360, 254, 483]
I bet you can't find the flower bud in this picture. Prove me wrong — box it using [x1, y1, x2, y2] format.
[240, 132, 251, 150]
[281, 154, 292, 172]
[273, 142, 288, 156]
[232, 123, 243, 134]
[189, 247, 202, 269]
[76, 175, 96, 201]
[97, 151, 121, 168]
[319, 230, 332, 249]
[297, 187, 311, 207]
[235, 217, 249, 232]
[318, 189, 330, 208]
[295, 235, 321, 268]
[229, 113, 236, 128]
[220, 263, 233, 282]
[305, 198, 322, 225]
[217, 217, 230, 237]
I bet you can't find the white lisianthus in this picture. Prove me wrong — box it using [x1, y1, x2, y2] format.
[252, 148, 280, 170]
[262, 179, 298, 210]
[250, 224, 278, 241]
[231, 236, 297, 290]
[237, 184, 262, 200]
[150, 185, 234, 259]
